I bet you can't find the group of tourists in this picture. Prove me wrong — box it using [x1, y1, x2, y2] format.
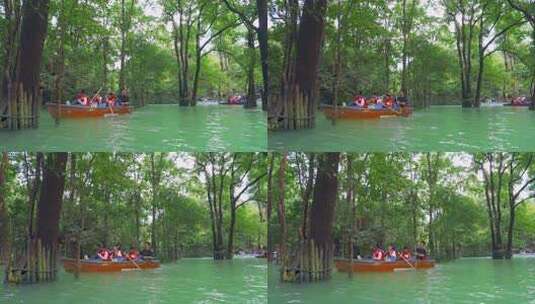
[509, 95, 530, 105]
[69, 88, 129, 108]
[349, 92, 409, 110]
[371, 243, 428, 262]
[94, 243, 154, 262]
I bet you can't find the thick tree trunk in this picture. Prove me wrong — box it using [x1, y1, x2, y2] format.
[256, 0, 269, 111]
[270, 0, 327, 130]
[36, 153, 68, 248]
[282, 153, 340, 283]
[18, 0, 50, 98]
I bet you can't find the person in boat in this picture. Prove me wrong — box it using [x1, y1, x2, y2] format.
[118, 87, 129, 105]
[384, 94, 395, 109]
[353, 91, 367, 108]
[375, 96, 385, 110]
[140, 242, 154, 259]
[97, 246, 111, 261]
[128, 246, 140, 261]
[416, 243, 428, 260]
[91, 93, 102, 108]
[74, 89, 89, 106]
[400, 246, 412, 260]
[372, 246, 385, 261]
[385, 245, 397, 262]
[105, 92, 117, 108]
[111, 245, 125, 262]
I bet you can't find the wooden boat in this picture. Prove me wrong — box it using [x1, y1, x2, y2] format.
[334, 258, 435, 272]
[504, 103, 531, 107]
[46, 103, 133, 119]
[62, 258, 160, 273]
[322, 105, 412, 120]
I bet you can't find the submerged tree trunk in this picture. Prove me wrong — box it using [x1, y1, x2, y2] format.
[270, 0, 327, 130]
[3, 0, 50, 129]
[282, 153, 340, 283]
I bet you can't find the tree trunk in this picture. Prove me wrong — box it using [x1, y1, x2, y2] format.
[270, 0, 327, 130]
[244, 27, 257, 109]
[18, 0, 50, 98]
[0, 152, 10, 265]
[256, 0, 269, 111]
[119, 0, 126, 90]
[282, 153, 340, 283]
[36, 153, 67, 247]
[266, 154, 275, 262]
[277, 153, 288, 268]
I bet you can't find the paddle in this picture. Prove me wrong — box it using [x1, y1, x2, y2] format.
[400, 255, 416, 270]
[89, 88, 102, 105]
[126, 256, 142, 271]
[105, 97, 118, 117]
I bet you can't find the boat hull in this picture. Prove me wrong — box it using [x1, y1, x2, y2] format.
[504, 103, 531, 107]
[46, 103, 133, 119]
[322, 106, 412, 120]
[334, 258, 435, 272]
[62, 258, 160, 272]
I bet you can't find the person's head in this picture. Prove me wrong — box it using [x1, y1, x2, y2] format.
[144, 242, 150, 250]
[80, 89, 85, 94]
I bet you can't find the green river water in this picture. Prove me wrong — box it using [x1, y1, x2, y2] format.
[269, 106, 535, 152]
[0, 104, 266, 152]
[268, 257, 535, 304]
[0, 258, 267, 304]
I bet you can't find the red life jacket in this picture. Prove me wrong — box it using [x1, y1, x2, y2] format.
[401, 250, 411, 260]
[128, 250, 139, 260]
[373, 249, 384, 260]
[98, 249, 110, 260]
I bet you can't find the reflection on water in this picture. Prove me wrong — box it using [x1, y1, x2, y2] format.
[269, 106, 535, 152]
[269, 257, 535, 304]
[0, 258, 267, 304]
[0, 104, 266, 152]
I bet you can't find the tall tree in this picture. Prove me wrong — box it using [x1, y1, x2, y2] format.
[35, 153, 68, 249]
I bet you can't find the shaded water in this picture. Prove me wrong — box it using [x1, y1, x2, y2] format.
[269, 257, 535, 304]
[0, 104, 266, 152]
[269, 106, 535, 152]
[1, 258, 267, 304]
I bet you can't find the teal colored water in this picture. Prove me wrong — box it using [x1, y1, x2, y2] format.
[0, 258, 267, 304]
[268, 257, 535, 304]
[0, 104, 266, 152]
[269, 106, 535, 152]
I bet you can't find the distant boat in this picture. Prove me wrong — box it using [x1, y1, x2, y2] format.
[334, 258, 435, 272]
[46, 103, 133, 119]
[62, 258, 160, 272]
